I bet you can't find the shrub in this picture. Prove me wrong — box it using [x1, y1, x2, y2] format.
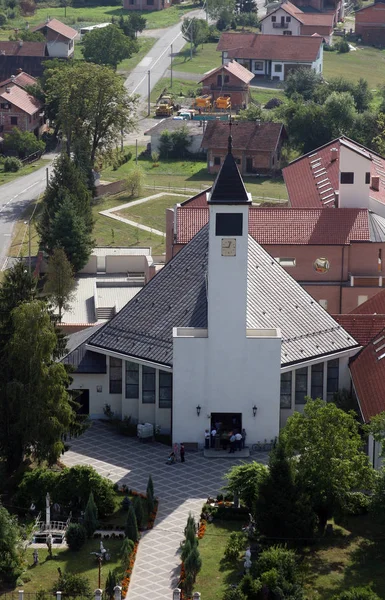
[224, 532, 247, 563]
[335, 39, 350, 53]
[105, 570, 118, 600]
[126, 167, 144, 197]
[65, 523, 87, 550]
[239, 573, 262, 598]
[0, 12, 7, 24]
[83, 491, 99, 537]
[151, 150, 160, 163]
[120, 537, 134, 568]
[125, 504, 139, 542]
[53, 573, 92, 597]
[4, 156, 22, 172]
[122, 496, 131, 511]
[147, 475, 154, 500]
[255, 546, 299, 584]
[133, 495, 145, 530]
[332, 588, 381, 600]
[223, 588, 247, 600]
[342, 492, 370, 516]
[264, 97, 284, 110]
[3, 128, 45, 158]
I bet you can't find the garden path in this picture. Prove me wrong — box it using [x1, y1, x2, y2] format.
[62, 421, 269, 600]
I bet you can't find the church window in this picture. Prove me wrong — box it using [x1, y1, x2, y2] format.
[295, 367, 308, 404]
[327, 359, 339, 401]
[159, 371, 172, 408]
[142, 365, 156, 403]
[311, 362, 324, 400]
[109, 357, 122, 394]
[125, 361, 139, 398]
[280, 372, 292, 408]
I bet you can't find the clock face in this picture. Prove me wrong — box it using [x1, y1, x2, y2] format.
[221, 238, 236, 256]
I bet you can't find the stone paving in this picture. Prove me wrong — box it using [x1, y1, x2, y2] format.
[63, 421, 269, 600]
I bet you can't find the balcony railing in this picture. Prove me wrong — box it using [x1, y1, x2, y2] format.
[272, 22, 289, 28]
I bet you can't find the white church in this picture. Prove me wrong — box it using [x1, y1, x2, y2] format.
[62, 144, 360, 448]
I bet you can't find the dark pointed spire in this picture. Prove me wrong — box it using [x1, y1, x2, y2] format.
[228, 117, 233, 154]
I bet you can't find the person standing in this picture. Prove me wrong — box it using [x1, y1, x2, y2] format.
[235, 431, 242, 451]
[241, 428, 247, 449]
[229, 433, 236, 453]
[205, 429, 210, 449]
[211, 427, 217, 448]
[180, 443, 185, 463]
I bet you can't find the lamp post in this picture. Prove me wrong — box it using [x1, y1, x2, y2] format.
[148, 69, 151, 117]
[24, 218, 31, 275]
[170, 42, 173, 88]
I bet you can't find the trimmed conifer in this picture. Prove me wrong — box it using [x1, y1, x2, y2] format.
[124, 504, 139, 543]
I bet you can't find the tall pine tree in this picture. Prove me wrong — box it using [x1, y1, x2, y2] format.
[50, 196, 93, 273]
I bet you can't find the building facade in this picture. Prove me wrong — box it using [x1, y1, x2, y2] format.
[0, 84, 45, 137]
[355, 0, 385, 46]
[261, 1, 335, 44]
[199, 61, 254, 110]
[33, 18, 77, 58]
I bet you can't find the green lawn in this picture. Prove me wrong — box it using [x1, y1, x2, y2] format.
[0, 158, 49, 187]
[150, 76, 200, 103]
[250, 87, 285, 106]
[303, 515, 385, 600]
[193, 521, 244, 600]
[8, 196, 42, 259]
[114, 193, 188, 231]
[324, 46, 385, 87]
[172, 42, 220, 75]
[117, 37, 157, 77]
[0, 2, 197, 37]
[15, 539, 123, 594]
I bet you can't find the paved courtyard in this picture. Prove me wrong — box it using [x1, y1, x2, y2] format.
[63, 421, 269, 600]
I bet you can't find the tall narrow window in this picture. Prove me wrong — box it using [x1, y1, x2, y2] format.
[295, 367, 308, 405]
[109, 357, 122, 394]
[142, 365, 155, 404]
[125, 361, 139, 398]
[327, 359, 339, 401]
[280, 372, 292, 408]
[311, 363, 324, 400]
[159, 371, 172, 408]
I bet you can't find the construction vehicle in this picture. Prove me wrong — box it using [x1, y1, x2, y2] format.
[194, 95, 213, 110]
[215, 95, 231, 110]
[155, 95, 180, 117]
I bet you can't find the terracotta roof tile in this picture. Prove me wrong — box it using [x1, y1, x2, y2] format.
[0, 71, 37, 90]
[216, 32, 256, 52]
[351, 289, 385, 315]
[333, 314, 385, 345]
[0, 41, 46, 56]
[176, 206, 371, 245]
[350, 328, 385, 421]
[0, 85, 42, 115]
[200, 60, 254, 85]
[33, 18, 77, 39]
[221, 33, 322, 62]
[201, 121, 285, 152]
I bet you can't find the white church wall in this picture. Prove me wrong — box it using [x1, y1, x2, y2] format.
[68, 372, 122, 419]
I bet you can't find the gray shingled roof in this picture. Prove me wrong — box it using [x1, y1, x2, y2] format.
[86, 226, 358, 367]
[62, 324, 107, 373]
[369, 211, 385, 242]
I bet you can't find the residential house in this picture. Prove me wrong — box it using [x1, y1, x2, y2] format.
[261, 0, 335, 44]
[217, 32, 323, 81]
[61, 150, 359, 439]
[123, 0, 171, 11]
[32, 18, 77, 58]
[144, 118, 205, 155]
[0, 71, 37, 93]
[293, 0, 343, 22]
[201, 120, 286, 175]
[355, 0, 385, 46]
[199, 60, 254, 110]
[0, 41, 47, 80]
[0, 84, 45, 138]
[166, 137, 385, 314]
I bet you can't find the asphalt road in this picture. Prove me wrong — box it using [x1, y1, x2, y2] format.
[0, 163, 50, 270]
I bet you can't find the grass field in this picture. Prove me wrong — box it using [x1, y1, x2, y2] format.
[150, 76, 200, 103]
[0, 1, 197, 37]
[250, 87, 285, 106]
[324, 46, 385, 88]
[114, 193, 188, 231]
[172, 42, 219, 75]
[0, 158, 49, 187]
[193, 521, 243, 600]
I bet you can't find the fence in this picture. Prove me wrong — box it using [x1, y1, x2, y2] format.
[1, 588, 203, 600]
[20, 151, 43, 165]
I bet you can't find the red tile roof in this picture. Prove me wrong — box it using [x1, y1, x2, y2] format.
[180, 189, 210, 207]
[200, 60, 254, 85]
[283, 137, 385, 208]
[202, 121, 285, 152]
[0, 71, 37, 90]
[351, 289, 385, 315]
[175, 206, 371, 245]
[333, 314, 385, 345]
[219, 33, 322, 62]
[299, 13, 335, 26]
[0, 85, 42, 115]
[0, 41, 46, 56]
[33, 18, 77, 39]
[350, 329, 385, 421]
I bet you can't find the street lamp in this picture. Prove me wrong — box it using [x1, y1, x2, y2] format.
[24, 218, 31, 275]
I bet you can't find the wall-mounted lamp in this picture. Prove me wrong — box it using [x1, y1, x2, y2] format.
[252, 405, 257, 417]
[196, 405, 201, 417]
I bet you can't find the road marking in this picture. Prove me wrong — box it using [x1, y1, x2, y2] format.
[0, 178, 44, 214]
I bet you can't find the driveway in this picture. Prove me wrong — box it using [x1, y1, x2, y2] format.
[63, 421, 268, 600]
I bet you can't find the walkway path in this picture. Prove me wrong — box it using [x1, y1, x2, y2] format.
[63, 422, 269, 600]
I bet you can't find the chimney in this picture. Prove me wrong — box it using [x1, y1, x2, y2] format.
[10, 74, 15, 81]
[330, 147, 338, 162]
[19, 40, 23, 47]
[5, 87, 11, 93]
[371, 175, 380, 191]
[256, 119, 261, 128]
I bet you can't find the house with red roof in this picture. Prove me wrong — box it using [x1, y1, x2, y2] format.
[355, 0, 385, 46]
[0, 41, 47, 80]
[217, 32, 323, 81]
[0, 71, 37, 94]
[33, 18, 77, 58]
[0, 84, 45, 139]
[199, 61, 254, 111]
[201, 120, 286, 175]
[260, 0, 335, 43]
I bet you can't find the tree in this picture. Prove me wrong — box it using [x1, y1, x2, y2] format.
[125, 504, 139, 542]
[83, 491, 99, 537]
[9, 29, 44, 42]
[3, 127, 45, 158]
[44, 248, 75, 321]
[238, 104, 263, 121]
[120, 537, 134, 568]
[323, 91, 356, 138]
[236, 0, 257, 12]
[0, 504, 22, 585]
[282, 99, 331, 153]
[353, 78, 372, 112]
[282, 399, 374, 531]
[50, 196, 93, 273]
[181, 18, 209, 50]
[83, 24, 138, 70]
[207, 0, 235, 20]
[45, 62, 138, 165]
[255, 438, 317, 539]
[126, 167, 144, 198]
[147, 474, 154, 499]
[159, 130, 173, 158]
[0, 301, 79, 472]
[105, 570, 118, 600]
[285, 66, 323, 101]
[332, 588, 381, 600]
[133, 495, 144, 530]
[224, 462, 268, 510]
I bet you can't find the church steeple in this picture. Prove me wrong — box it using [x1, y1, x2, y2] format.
[208, 119, 251, 205]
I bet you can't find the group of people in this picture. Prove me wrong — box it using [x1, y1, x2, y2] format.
[205, 425, 246, 453]
[166, 442, 185, 465]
